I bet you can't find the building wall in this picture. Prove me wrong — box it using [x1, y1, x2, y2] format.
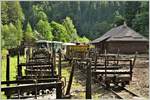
[94, 42, 104, 54]
[107, 41, 148, 54]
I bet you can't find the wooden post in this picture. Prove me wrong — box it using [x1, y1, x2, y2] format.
[104, 49, 108, 65]
[130, 51, 137, 80]
[6, 54, 10, 86]
[104, 49, 107, 55]
[130, 60, 132, 80]
[58, 49, 62, 78]
[94, 53, 97, 71]
[88, 49, 90, 58]
[53, 49, 56, 71]
[26, 47, 30, 63]
[17, 64, 22, 80]
[17, 86, 20, 99]
[51, 62, 54, 77]
[65, 60, 75, 95]
[52, 48, 56, 77]
[86, 60, 92, 99]
[17, 48, 22, 80]
[56, 82, 62, 99]
[34, 80, 37, 99]
[104, 59, 107, 82]
[17, 50, 20, 67]
[116, 49, 120, 65]
[5, 91, 10, 99]
[132, 51, 138, 68]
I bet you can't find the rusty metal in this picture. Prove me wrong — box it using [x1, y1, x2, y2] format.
[91, 48, 137, 87]
[109, 88, 123, 99]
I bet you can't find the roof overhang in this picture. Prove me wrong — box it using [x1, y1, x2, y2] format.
[90, 36, 110, 44]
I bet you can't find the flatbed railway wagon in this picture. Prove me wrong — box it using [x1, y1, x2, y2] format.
[25, 40, 63, 62]
[92, 52, 137, 88]
[1, 46, 65, 99]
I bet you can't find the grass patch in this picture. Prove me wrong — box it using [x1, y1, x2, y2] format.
[1, 59, 100, 99]
[61, 65, 86, 99]
[2, 56, 26, 81]
[1, 55, 26, 99]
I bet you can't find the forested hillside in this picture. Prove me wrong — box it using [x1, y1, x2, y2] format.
[1, 1, 149, 49]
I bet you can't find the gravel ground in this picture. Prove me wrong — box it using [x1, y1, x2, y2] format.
[21, 56, 149, 99]
[126, 58, 149, 99]
[61, 57, 149, 99]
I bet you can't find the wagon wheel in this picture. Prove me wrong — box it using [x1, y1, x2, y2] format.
[121, 82, 125, 88]
[105, 81, 110, 89]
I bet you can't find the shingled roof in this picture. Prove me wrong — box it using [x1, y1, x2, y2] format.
[91, 23, 148, 43]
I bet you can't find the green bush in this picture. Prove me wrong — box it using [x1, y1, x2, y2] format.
[2, 49, 8, 59]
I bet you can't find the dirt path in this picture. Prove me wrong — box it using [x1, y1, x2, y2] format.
[126, 59, 149, 98]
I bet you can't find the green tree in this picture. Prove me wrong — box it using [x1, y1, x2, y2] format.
[1, 1, 9, 25]
[8, 23, 19, 48]
[30, 5, 48, 28]
[78, 36, 90, 43]
[2, 1, 24, 48]
[124, 1, 141, 27]
[63, 16, 78, 42]
[51, 21, 69, 42]
[2, 23, 19, 49]
[113, 11, 125, 26]
[1, 25, 9, 48]
[17, 1, 149, 40]
[36, 20, 53, 40]
[15, 20, 23, 45]
[2, 1, 24, 24]
[90, 21, 112, 39]
[132, 2, 149, 37]
[24, 22, 34, 42]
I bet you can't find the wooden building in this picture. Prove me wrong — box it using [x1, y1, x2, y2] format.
[90, 23, 149, 54]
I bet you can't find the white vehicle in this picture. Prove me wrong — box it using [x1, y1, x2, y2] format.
[35, 40, 63, 53]
[62, 43, 76, 54]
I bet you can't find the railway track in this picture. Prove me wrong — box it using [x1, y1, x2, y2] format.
[104, 85, 141, 99]
[99, 85, 140, 99]
[109, 86, 140, 99]
[95, 78, 140, 99]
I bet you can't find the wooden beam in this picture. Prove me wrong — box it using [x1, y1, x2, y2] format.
[6, 54, 10, 86]
[18, 62, 53, 66]
[1, 78, 59, 84]
[53, 48, 56, 71]
[92, 71, 131, 74]
[65, 60, 75, 95]
[2, 82, 62, 93]
[58, 49, 62, 78]
[17, 64, 22, 80]
[20, 75, 58, 79]
[86, 60, 92, 99]
[2, 82, 63, 99]
[94, 51, 97, 71]
[56, 82, 62, 99]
